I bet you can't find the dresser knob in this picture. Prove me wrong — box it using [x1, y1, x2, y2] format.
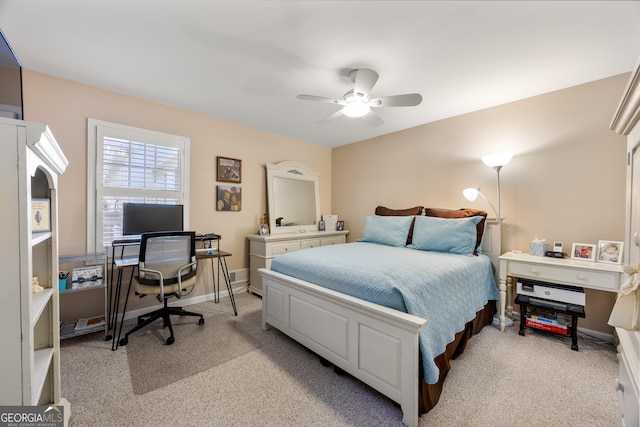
[576, 275, 587, 281]
[530, 269, 540, 275]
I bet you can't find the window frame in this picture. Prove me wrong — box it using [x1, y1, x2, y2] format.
[87, 119, 190, 253]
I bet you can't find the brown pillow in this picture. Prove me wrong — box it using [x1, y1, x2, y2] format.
[374, 206, 424, 245]
[424, 208, 488, 255]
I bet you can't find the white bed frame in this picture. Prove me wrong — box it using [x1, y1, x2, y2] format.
[259, 220, 503, 427]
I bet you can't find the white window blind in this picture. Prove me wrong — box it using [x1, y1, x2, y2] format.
[87, 119, 190, 252]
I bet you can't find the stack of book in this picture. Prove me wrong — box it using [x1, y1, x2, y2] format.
[74, 315, 105, 333]
[525, 314, 568, 335]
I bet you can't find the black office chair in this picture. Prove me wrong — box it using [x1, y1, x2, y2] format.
[119, 231, 204, 346]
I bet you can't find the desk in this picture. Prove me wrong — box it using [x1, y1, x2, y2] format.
[110, 256, 138, 351]
[196, 249, 237, 315]
[498, 251, 625, 332]
[109, 239, 236, 351]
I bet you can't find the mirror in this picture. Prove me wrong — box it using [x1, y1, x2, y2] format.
[266, 161, 321, 235]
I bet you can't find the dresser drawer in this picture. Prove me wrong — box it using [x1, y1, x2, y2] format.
[321, 236, 345, 246]
[301, 239, 321, 249]
[271, 241, 301, 255]
[508, 261, 619, 291]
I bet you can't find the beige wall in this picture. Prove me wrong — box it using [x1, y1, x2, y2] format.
[332, 74, 630, 333]
[23, 69, 629, 333]
[22, 70, 332, 316]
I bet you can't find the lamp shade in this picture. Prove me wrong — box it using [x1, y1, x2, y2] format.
[481, 152, 512, 168]
[463, 187, 480, 201]
[343, 97, 371, 117]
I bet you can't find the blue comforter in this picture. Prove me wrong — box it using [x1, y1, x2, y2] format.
[270, 241, 499, 384]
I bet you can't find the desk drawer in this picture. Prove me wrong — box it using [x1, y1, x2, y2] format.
[508, 261, 619, 291]
[271, 241, 301, 256]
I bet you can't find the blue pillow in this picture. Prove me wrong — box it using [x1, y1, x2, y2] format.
[408, 215, 482, 255]
[358, 215, 414, 247]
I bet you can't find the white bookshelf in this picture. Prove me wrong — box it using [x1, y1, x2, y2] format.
[0, 118, 70, 422]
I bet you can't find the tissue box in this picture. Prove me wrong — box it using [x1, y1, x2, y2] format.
[530, 242, 548, 256]
[322, 214, 338, 231]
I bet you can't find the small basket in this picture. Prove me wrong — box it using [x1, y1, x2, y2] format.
[529, 242, 548, 257]
[58, 271, 69, 291]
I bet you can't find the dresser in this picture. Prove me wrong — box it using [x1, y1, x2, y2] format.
[248, 230, 349, 296]
[610, 56, 640, 427]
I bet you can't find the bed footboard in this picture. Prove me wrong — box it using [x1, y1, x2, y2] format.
[259, 268, 427, 427]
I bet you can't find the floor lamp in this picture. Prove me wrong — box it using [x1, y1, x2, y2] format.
[464, 152, 513, 326]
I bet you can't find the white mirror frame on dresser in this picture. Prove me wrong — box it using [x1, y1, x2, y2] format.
[265, 160, 321, 235]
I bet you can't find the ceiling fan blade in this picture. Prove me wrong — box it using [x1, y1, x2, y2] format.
[369, 93, 423, 107]
[297, 94, 345, 105]
[361, 110, 384, 127]
[317, 109, 344, 125]
[353, 68, 379, 97]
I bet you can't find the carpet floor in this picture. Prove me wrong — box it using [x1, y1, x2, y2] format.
[60, 291, 619, 426]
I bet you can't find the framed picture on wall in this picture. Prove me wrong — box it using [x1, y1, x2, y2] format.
[596, 240, 623, 264]
[217, 156, 241, 183]
[216, 185, 242, 211]
[570, 243, 596, 261]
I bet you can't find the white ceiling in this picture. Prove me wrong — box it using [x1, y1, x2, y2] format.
[0, 1, 639, 148]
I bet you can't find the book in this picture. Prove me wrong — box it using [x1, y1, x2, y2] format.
[526, 318, 568, 335]
[74, 315, 105, 332]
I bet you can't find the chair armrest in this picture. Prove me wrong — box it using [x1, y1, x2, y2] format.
[139, 267, 166, 300]
[177, 261, 197, 298]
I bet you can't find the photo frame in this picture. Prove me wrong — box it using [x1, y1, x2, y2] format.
[570, 243, 596, 261]
[336, 220, 345, 231]
[596, 240, 624, 264]
[216, 185, 242, 211]
[318, 220, 325, 231]
[217, 156, 241, 183]
[259, 223, 270, 236]
[31, 198, 51, 232]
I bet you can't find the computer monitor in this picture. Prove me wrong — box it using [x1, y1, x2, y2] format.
[122, 203, 184, 236]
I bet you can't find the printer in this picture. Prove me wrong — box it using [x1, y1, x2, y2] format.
[516, 279, 585, 312]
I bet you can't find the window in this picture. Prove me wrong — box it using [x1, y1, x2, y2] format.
[87, 119, 190, 252]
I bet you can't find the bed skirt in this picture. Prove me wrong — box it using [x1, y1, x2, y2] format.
[419, 301, 496, 414]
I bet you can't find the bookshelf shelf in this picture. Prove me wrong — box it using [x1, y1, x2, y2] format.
[59, 252, 108, 340]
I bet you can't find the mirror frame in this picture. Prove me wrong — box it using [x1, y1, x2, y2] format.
[266, 161, 321, 235]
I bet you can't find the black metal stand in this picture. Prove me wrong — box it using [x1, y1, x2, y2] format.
[515, 294, 585, 351]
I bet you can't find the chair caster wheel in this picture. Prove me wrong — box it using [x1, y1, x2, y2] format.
[119, 338, 128, 346]
[166, 336, 175, 345]
[199, 318, 204, 325]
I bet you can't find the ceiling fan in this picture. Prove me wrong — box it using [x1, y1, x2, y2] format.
[296, 68, 422, 126]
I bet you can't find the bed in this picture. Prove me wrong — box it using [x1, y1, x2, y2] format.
[259, 206, 502, 427]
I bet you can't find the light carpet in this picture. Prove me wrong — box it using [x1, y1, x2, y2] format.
[122, 310, 260, 395]
[60, 292, 618, 426]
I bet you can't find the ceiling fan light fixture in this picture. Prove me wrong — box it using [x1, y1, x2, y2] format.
[343, 97, 370, 118]
[297, 68, 421, 124]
